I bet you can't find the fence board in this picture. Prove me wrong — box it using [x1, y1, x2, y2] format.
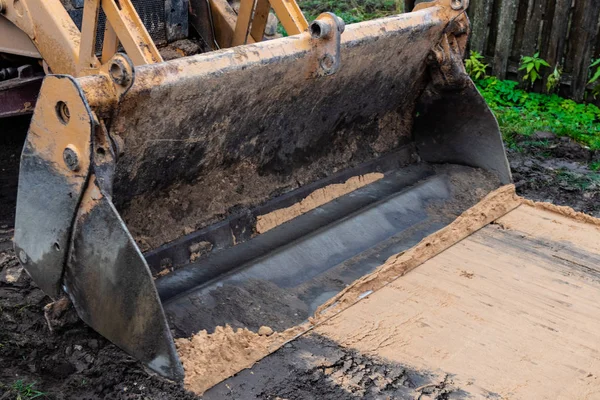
[510, 0, 531, 63]
[594, 16, 600, 61]
[538, 0, 557, 68]
[493, 0, 519, 79]
[543, 0, 570, 87]
[470, 0, 495, 54]
[565, 0, 600, 100]
[517, 0, 547, 88]
[519, 0, 545, 61]
[403, 0, 600, 102]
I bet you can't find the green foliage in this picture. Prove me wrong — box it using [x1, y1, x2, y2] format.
[546, 67, 561, 93]
[555, 169, 600, 190]
[590, 161, 600, 171]
[589, 58, 600, 98]
[519, 53, 550, 85]
[278, 0, 400, 36]
[465, 51, 488, 80]
[298, 0, 400, 22]
[11, 380, 46, 399]
[476, 77, 600, 150]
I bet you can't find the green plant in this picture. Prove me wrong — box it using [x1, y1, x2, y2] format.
[476, 77, 600, 150]
[590, 161, 600, 171]
[11, 380, 46, 399]
[279, 0, 399, 36]
[555, 169, 600, 190]
[465, 51, 488, 80]
[519, 52, 550, 85]
[588, 58, 600, 98]
[546, 67, 562, 93]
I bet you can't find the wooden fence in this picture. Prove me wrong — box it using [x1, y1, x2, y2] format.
[405, 0, 600, 101]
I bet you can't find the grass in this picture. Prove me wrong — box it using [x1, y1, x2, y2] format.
[476, 77, 600, 150]
[298, 0, 402, 22]
[555, 169, 600, 190]
[5, 380, 47, 399]
[278, 0, 402, 35]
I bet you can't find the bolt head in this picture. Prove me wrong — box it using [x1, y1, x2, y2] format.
[18, 249, 28, 264]
[109, 59, 131, 86]
[63, 147, 80, 171]
[320, 54, 335, 70]
[451, 0, 464, 10]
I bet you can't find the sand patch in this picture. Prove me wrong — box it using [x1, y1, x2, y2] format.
[255, 173, 384, 234]
[314, 202, 600, 399]
[521, 198, 600, 227]
[176, 324, 307, 394]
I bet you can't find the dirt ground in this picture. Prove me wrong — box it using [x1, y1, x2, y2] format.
[509, 131, 600, 217]
[1, 116, 598, 399]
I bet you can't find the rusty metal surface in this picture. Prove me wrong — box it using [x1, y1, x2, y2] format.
[161, 164, 500, 336]
[80, 7, 456, 250]
[308, 13, 344, 77]
[0, 75, 42, 118]
[13, 74, 183, 379]
[11, 0, 510, 383]
[144, 146, 417, 273]
[2, 0, 84, 76]
[14, 75, 94, 298]
[415, 79, 511, 184]
[81, 1, 508, 253]
[0, 16, 40, 58]
[64, 177, 184, 380]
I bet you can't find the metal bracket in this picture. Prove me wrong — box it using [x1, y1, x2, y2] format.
[100, 52, 136, 98]
[64, 167, 184, 381]
[427, 13, 470, 90]
[308, 12, 345, 77]
[14, 75, 95, 298]
[14, 74, 182, 380]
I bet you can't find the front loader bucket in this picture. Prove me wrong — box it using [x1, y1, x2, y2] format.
[14, 0, 510, 382]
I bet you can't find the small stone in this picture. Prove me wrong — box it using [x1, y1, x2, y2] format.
[189, 241, 213, 262]
[0, 265, 26, 285]
[44, 297, 80, 332]
[532, 131, 556, 140]
[265, 13, 279, 36]
[258, 326, 274, 336]
[74, 344, 83, 351]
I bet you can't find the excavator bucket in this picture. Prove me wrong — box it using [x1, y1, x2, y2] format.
[13, 0, 510, 381]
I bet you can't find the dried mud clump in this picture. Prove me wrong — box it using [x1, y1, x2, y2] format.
[176, 325, 292, 395]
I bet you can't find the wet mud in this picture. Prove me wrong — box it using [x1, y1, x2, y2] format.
[509, 132, 600, 217]
[203, 333, 499, 399]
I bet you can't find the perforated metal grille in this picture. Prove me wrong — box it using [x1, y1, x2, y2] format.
[69, 0, 168, 54]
